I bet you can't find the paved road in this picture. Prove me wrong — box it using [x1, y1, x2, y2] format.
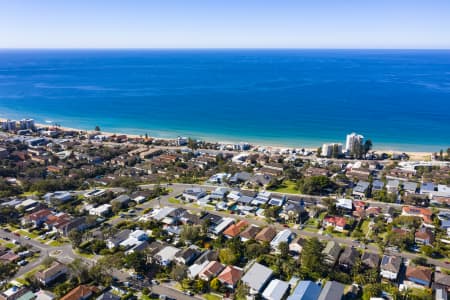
[0, 228, 84, 278]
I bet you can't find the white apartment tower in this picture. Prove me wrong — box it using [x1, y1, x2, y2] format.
[345, 132, 364, 153]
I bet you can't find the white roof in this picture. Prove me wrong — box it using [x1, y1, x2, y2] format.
[188, 260, 210, 278]
[262, 279, 289, 300]
[213, 218, 235, 234]
[156, 246, 180, 262]
[151, 207, 176, 221]
[270, 229, 293, 247]
[336, 198, 352, 210]
[15, 199, 37, 208]
[130, 230, 146, 239]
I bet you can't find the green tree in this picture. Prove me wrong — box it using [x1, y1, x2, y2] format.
[363, 139, 373, 155]
[171, 264, 187, 281]
[219, 248, 238, 265]
[210, 278, 221, 291]
[68, 229, 83, 249]
[180, 225, 201, 244]
[278, 241, 289, 259]
[300, 238, 324, 280]
[362, 283, 382, 300]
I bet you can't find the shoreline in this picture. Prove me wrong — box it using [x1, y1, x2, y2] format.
[0, 117, 434, 160]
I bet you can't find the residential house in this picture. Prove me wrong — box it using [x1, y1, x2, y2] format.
[380, 255, 402, 281]
[0, 286, 30, 300]
[336, 198, 353, 211]
[187, 250, 218, 279]
[60, 285, 98, 300]
[318, 281, 344, 300]
[182, 188, 207, 202]
[280, 200, 305, 223]
[339, 247, 360, 270]
[402, 206, 433, 226]
[22, 209, 53, 227]
[403, 182, 418, 194]
[174, 246, 201, 266]
[106, 230, 131, 249]
[421, 182, 435, 195]
[209, 187, 229, 201]
[361, 252, 380, 269]
[35, 261, 68, 286]
[223, 220, 249, 238]
[386, 180, 400, 193]
[287, 280, 321, 300]
[242, 262, 273, 294]
[289, 237, 307, 254]
[434, 272, 450, 292]
[96, 291, 120, 300]
[217, 266, 243, 289]
[323, 216, 347, 232]
[198, 261, 224, 281]
[255, 227, 277, 243]
[239, 225, 261, 242]
[154, 246, 181, 266]
[111, 195, 130, 208]
[262, 279, 290, 300]
[322, 241, 341, 266]
[252, 191, 272, 206]
[89, 204, 111, 217]
[44, 191, 72, 205]
[211, 217, 235, 236]
[353, 181, 370, 199]
[34, 290, 55, 300]
[405, 266, 433, 287]
[372, 180, 384, 192]
[415, 227, 434, 245]
[270, 229, 294, 250]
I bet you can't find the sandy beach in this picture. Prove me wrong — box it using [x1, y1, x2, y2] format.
[0, 117, 434, 159]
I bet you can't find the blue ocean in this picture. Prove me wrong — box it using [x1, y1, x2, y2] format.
[0, 49, 449, 151]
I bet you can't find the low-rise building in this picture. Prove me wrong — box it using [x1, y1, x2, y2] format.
[405, 266, 433, 287]
[322, 241, 341, 266]
[35, 261, 68, 286]
[198, 261, 224, 281]
[380, 255, 402, 281]
[242, 262, 273, 294]
[287, 280, 321, 300]
[217, 265, 243, 289]
[262, 279, 290, 300]
[318, 281, 344, 300]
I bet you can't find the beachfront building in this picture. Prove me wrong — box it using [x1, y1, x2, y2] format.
[345, 132, 364, 154]
[321, 143, 342, 158]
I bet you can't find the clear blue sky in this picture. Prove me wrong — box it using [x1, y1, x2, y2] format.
[1, 0, 450, 49]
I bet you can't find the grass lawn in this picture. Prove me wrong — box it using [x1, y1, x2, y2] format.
[4, 242, 15, 249]
[75, 250, 95, 259]
[49, 240, 65, 247]
[269, 180, 299, 194]
[203, 294, 222, 300]
[16, 229, 39, 239]
[168, 197, 181, 204]
[360, 220, 370, 235]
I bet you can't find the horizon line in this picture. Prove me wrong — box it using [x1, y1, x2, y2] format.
[1, 47, 450, 51]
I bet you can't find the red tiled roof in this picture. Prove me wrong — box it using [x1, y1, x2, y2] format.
[60, 285, 98, 300]
[217, 266, 243, 286]
[223, 220, 249, 237]
[406, 266, 432, 283]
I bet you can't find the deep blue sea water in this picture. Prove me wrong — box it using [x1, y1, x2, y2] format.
[0, 49, 449, 151]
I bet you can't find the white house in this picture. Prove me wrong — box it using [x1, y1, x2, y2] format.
[89, 204, 111, 216]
